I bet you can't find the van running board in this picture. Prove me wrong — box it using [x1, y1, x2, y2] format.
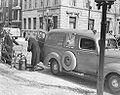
[66, 71, 97, 81]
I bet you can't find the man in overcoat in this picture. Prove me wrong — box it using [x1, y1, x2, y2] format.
[27, 36, 41, 71]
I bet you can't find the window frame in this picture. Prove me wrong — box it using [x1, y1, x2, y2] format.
[33, 17, 36, 29]
[29, 0, 32, 8]
[24, 18, 26, 29]
[46, 32, 66, 47]
[89, 19, 94, 30]
[54, 0, 58, 5]
[28, 18, 31, 29]
[39, 17, 43, 29]
[53, 16, 58, 29]
[79, 37, 97, 51]
[69, 17, 76, 29]
[64, 33, 76, 49]
[34, 0, 37, 8]
[24, 0, 27, 9]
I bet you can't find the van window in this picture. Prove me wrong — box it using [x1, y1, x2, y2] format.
[64, 33, 75, 48]
[46, 32, 65, 46]
[80, 38, 96, 50]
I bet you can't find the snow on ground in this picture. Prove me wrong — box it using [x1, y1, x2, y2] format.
[0, 63, 95, 95]
[0, 62, 112, 95]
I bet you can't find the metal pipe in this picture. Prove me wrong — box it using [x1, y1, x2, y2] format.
[97, 2, 107, 95]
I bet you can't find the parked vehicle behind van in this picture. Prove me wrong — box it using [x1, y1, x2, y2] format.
[43, 29, 120, 94]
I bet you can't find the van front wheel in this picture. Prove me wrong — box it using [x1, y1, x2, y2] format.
[50, 59, 60, 75]
[106, 74, 120, 94]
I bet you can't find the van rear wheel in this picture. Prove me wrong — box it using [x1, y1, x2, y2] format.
[50, 59, 60, 75]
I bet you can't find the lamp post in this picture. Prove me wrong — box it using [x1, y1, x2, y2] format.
[95, 0, 116, 95]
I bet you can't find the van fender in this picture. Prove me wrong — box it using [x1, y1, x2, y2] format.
[104, 63, 120, 78]
[44, 52, 62, 72]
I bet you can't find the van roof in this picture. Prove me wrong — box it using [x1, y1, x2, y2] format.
[49, 29, 95, 38]
[49, 29, 116, 40]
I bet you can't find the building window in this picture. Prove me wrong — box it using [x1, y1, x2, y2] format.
[47, 0, 50, 6]
[0, 13, 2, 21]
[0, 0, 2, 8]
[70, 0, 76, 6]
[83, 0, 90, 8]
[39, 17, 43, 29]
[89, 19, 94, 30]
[24, 0, 27, 9]
[19, 10, 22, 20]
[106, 20, 110, 33]
[34, 0, 37, 8]
[13, 10, 18, 20]
[28, 18, 31, 29]
[13, 0, 18, 7]
[24, 18, 26, 29]
[54, 0, 58, 5]
[33, 18, 36, 29]
[119, 22, 120, 34]
[53, 16, 58, 29]
[29, 0, 32, 8]
[40, 0, 43, 7]
[69, 17, 76, 29]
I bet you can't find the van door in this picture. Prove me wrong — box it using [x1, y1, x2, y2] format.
[76, 36, 99, 75]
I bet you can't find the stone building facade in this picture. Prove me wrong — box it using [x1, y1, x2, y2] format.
[0, 0, 22, 29]
[22, 0, 120, 34]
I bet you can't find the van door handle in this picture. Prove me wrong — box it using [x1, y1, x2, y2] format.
[77, 52, 81, 55]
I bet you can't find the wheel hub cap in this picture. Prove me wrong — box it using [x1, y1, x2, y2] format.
[53, 64, 58, 70]
[112, 79, 119, 88]
[64, 56, 71, 66]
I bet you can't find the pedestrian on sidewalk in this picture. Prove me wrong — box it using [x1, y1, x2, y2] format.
[27, 35, 41, 71]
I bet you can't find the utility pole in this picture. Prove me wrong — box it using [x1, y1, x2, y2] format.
[95, 0, 116, 95]
[8, 0, 12, 27]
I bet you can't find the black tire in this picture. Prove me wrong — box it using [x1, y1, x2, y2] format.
[50, 59, 60, 75]
[105, 74, 120, 94]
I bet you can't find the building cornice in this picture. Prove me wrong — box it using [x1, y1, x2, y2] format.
[22, 5, 61, 12]
[22, 4, 120, 17]
[60, 5, 120, 16]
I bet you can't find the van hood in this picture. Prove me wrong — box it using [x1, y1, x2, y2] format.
[105, 49, 120, 58]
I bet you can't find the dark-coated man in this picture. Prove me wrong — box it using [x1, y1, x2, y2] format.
[27, 36, 40, 71]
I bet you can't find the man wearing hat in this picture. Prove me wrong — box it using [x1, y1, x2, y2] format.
[27, 34, 41, 71]
[2, 30, 19, 65]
